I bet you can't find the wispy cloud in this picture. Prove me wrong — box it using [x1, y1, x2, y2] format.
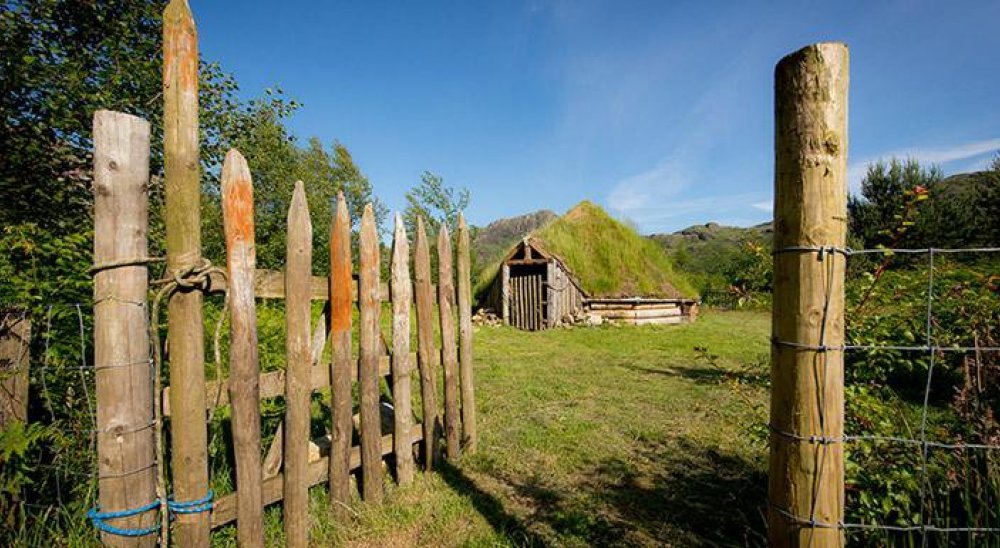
[848, 138, 1000, 191]
[614, 192, 769, 234]
[750, 200, 772, 212]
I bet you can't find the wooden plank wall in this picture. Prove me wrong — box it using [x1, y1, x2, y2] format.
[509, 272, 545, 331]
[546, 261, 584, 327]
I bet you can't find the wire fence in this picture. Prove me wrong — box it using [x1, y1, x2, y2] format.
[771, 245, 1000, 544]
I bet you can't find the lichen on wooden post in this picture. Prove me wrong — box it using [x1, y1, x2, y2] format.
[284, 181, 312, 548]
[221, 149, 264, 547]
[456, 214, 477, 452]
[391, 214, 416, 485]
[93, 110, 157, 547]
[768, 41, 848, 548]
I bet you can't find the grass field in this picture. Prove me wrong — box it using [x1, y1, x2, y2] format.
[259, 309, 772, 547]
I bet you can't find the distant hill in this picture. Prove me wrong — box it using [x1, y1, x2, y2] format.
[650, 221, 773, 252]
[475, 201, 697, 299]
[472, 209, 557, 268]
[649, 221, 773, 292]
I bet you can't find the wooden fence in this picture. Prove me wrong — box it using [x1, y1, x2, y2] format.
[87, 2, 477, 546]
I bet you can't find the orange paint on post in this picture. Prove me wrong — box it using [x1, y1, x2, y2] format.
[330, 193, 352, 331]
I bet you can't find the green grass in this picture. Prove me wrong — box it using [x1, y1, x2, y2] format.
[273, 309, 771, 547]
[475, 201, 698, 300]
[16, 309, 768, 546]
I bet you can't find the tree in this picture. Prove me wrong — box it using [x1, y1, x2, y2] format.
[848, 158, 942, 249]
[403, 171, 470, 237]
[976, 154, 1000, 245]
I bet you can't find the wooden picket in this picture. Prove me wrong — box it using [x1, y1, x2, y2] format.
[438, 225, 461, 460]
[220, 149, 264, 547]
[283, 182, 311, 547]
[91, 5, 477, 543]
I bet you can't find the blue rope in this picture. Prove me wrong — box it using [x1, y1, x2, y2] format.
[87, 499, 160, 537]
[167, 489, 214, 515]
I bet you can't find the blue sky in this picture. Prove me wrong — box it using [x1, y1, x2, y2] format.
[197, 1, 1000, 234]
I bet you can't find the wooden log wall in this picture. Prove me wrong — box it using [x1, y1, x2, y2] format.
[585, 299, 698, 325]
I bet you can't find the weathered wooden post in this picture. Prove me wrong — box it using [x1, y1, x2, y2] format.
[221, 149, 264, 547]
[768, 42, 848, 548]
[0, 310, 30, 430]
[456, 214, 477, 452]
[358, 204, 383, 501]
[438, 225, 461, 460]
[328, 192, 354, 517]
[284, 181, 312, 548]
[413, 218, 440, 469]
[390, 214, 416, 485]
[163, 1, 210, 545]
[92, 110, 157, 546]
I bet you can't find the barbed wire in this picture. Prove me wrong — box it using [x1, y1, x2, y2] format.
[771, 245, 1000, 541]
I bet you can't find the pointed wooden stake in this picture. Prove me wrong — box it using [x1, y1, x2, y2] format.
[456, 213, 477, 452]
[163, 0, 209, 544]
[413, 218, 440, 469]
[284, 181, 312, 548]
[221, 149, 263, 548]
[438, 224, 461, 460]
[390, 214, 415, 485]
[358, 204, 383, 502]
[329, 192, 354, 517]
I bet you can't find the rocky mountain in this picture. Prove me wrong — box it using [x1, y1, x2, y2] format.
[472, 209, 557, 267]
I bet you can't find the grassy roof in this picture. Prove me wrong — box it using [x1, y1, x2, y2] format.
[474, 200, 698, 299]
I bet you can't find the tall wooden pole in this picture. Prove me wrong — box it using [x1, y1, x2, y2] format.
[455, 214, 477, 452]
[358, 204, 383, 502]
[328, 192, 354, 517]
[93, 110, 157, 547]
[413, 218, 440, 469]
[437, 225, 461, 460]
[284, 182, 312, 548]
[221, 149, 264, 547]
[390, 214, 416, 485]
[768, 42, 848, 548]
[0, 311, 30, 430]
[163, 1, 209, 545]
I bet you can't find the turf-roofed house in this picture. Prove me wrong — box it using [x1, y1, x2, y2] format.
[476, 201, 700, 330]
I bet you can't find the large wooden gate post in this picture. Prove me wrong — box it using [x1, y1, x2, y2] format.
[768, 42, 848, 547]
[163, 1, 210, 545]
[93, 110, 157, 547]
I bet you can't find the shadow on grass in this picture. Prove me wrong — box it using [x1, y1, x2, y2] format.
[619, 362, 769, 388]
[437, 459, 550, 546]
[443, 437, 768, 547]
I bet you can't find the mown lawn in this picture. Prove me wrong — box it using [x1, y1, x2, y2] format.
[285, 309, 771, 547]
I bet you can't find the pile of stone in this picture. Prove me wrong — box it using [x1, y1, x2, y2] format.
[472, 308, 502, 327]
[554, 311, 606, 328]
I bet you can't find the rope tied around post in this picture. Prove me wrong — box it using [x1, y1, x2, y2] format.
[167, 489, 215, 515]
[87, 499, 162, 538]
[148, 257, 231, 545]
